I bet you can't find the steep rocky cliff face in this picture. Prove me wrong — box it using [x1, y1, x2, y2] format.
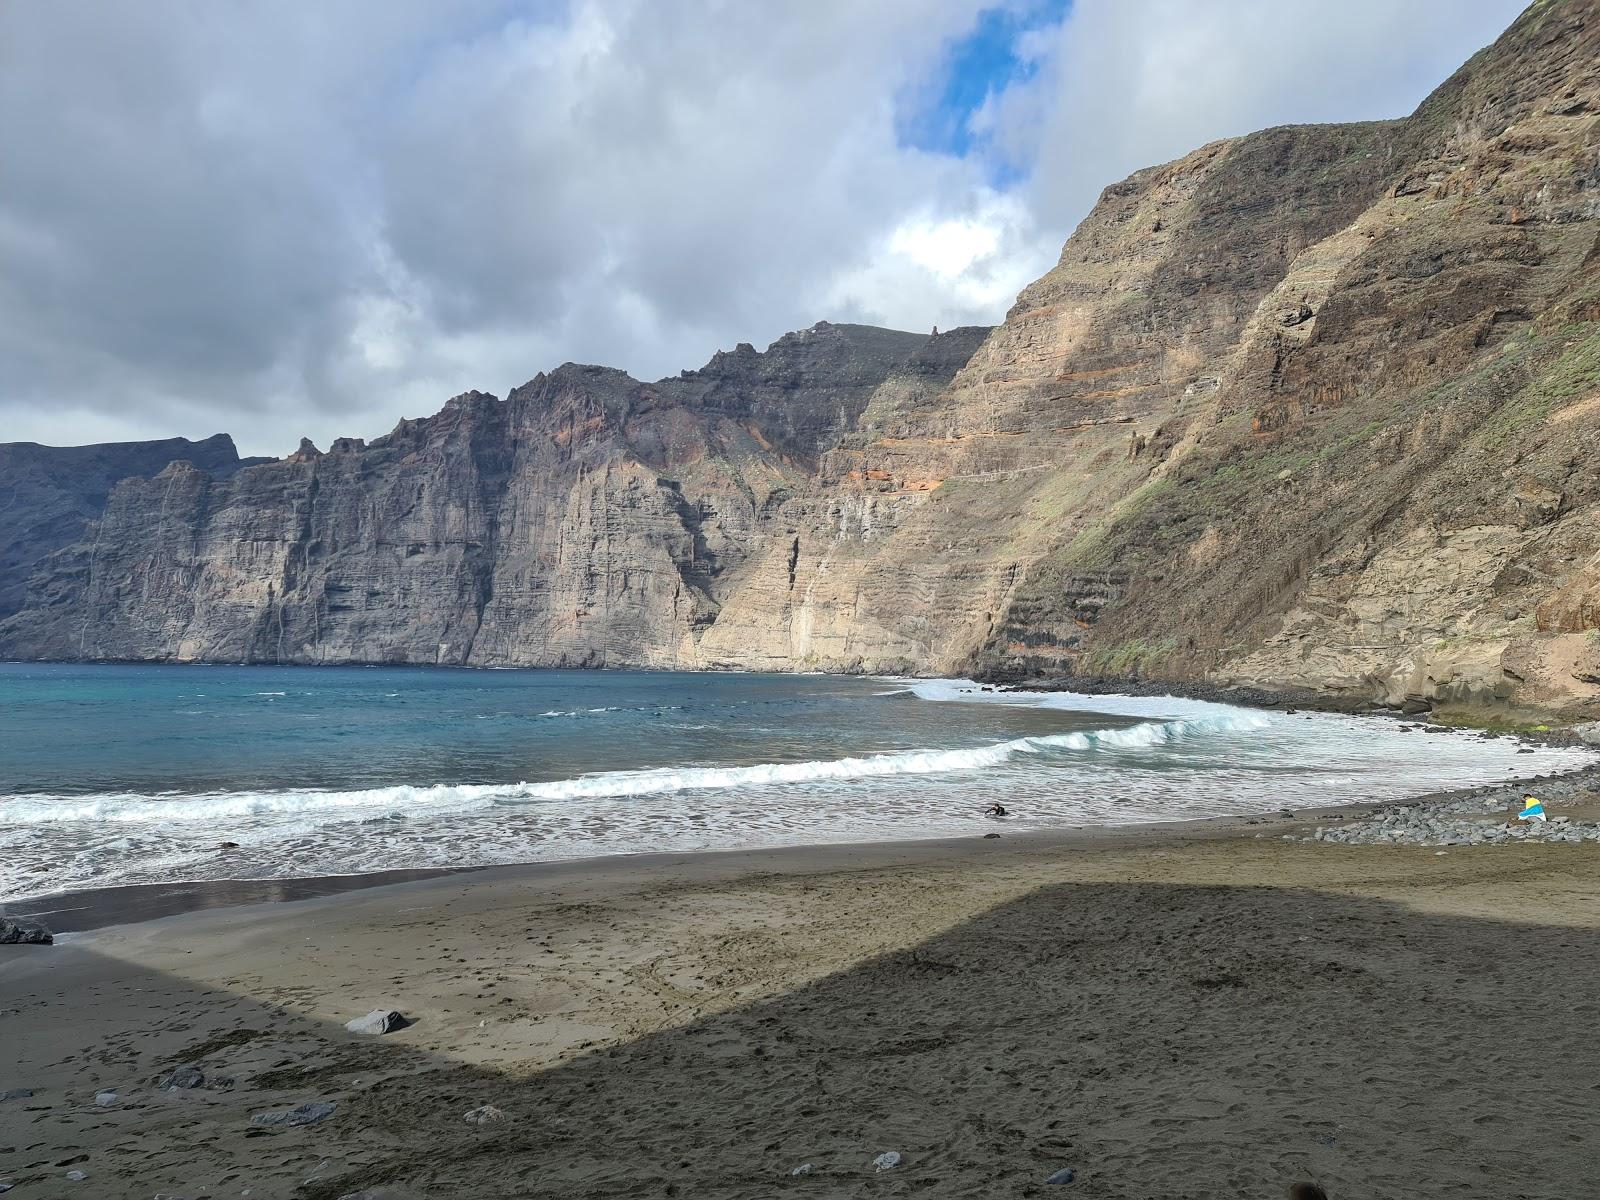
[4, 0, 1598, 718]
[0, 435, 260, 625]
[0, 323, 973, 667]
[991, 0, 1600, 718]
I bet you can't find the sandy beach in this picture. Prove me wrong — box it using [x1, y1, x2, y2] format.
[5, 790, 1600, 1200]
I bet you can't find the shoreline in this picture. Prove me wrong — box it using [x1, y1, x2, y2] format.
[4, 807, 1348, 936]
[9, 756, 1594, 936]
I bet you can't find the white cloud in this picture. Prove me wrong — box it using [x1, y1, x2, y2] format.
[0, 0, 1529, 456]
[894, 216, 1001, 279]
[986, 0, 1526, 234]
[824, 190, 1054, 330]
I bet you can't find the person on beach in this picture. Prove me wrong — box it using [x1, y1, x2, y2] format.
[985, 802, 1009, 817]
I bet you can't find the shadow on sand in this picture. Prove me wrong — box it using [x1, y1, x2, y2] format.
[4, 878, 1598, 1199]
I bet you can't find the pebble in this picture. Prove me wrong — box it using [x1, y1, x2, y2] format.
[0, 1182, 13, 1193]
[163, 1065, 205, 1090]
[790, 1163, 814, 1176]
[65, 1170, 88, 1181]
[94, 1090, 118, 1106]
[346, 1008, 408, 1035]
[463, 1104, 505, 1125]
[0, 1089, 34, 1102]
[1045, 1167, 1077, 1185]
[872, 1151, 902, 1172]
[1301, 773, 1600, 849]
[250, 1100, 338, 1127]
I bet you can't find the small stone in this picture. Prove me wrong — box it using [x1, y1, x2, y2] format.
[165, 1065, 205, 1090]
[94, 1090, 118, 1106]
[1045, 1167, 1077, 1185]
[790, 1163, 814, 1176]
[0, 1089, 34, 1102]
[65, 1170, 88, 1181]
[346, 1009, 408, 1035]
[872, 1151, 902, 1172]
[982, 832, 1001, 839]
[463, 1104, 505, 1126]
[251, 1100, 337, 1127]
[0, 1181, 14, 1193]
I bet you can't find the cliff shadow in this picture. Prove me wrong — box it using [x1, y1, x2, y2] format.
[4, 878, 1599, 1199]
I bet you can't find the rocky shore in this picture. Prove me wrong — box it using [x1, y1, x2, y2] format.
[1303, 767, 1600, 848]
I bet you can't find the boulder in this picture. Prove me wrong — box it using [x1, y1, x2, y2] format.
[0, 921, 52, 945]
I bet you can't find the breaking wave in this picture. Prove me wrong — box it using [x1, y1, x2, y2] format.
[0, 711, 1266, 827]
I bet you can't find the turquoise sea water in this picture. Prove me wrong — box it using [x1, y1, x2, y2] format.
[0, 663, 1591, 902]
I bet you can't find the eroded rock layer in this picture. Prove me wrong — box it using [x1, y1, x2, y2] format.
[992, 0, 1600, 717]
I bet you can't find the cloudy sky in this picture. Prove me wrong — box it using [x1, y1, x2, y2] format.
[1, 0, 1525, 456]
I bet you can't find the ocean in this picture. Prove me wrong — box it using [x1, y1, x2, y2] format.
[1, 662, 1591, 905]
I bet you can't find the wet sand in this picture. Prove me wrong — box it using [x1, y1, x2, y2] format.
[4, 801, 1600, 1199]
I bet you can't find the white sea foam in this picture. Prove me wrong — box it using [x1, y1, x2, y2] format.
[0, 711, 1257, 827]
[536, 704, 674, 718]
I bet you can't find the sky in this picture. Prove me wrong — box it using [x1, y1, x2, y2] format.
[0, 0, 1527, 457]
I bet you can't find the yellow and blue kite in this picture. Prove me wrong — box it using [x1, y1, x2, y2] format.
[1518, 795, 1546, 822]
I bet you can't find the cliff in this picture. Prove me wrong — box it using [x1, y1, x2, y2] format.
[3, 0, 1598, 718]
[0, 434, 261, 625]
[0, 323, 983, 667]
[991, 0, 1600, 718]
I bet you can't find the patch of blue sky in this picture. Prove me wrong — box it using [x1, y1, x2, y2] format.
[897, 0, 1071, 184]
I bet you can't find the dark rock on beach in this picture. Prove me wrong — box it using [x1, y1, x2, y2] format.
[346, 1009, 409, 1035]
[251, 1100, 337, 1127]
[0, 921, 52, 945]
